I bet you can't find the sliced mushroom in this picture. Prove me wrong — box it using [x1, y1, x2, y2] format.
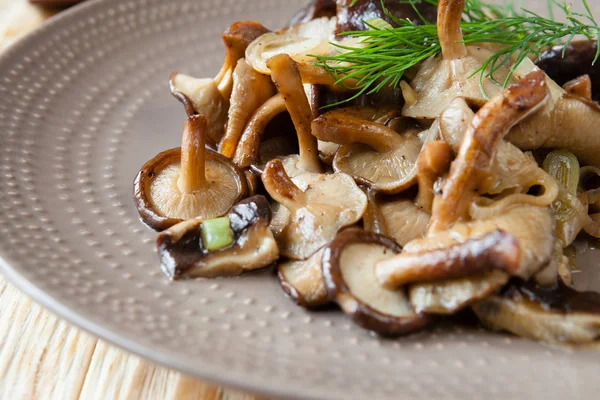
[268, 54, 322, 173]
[363, 193, 430, 247]
[288, 0, 336, 27]
[218, 59, 276, 158]
[232, 94, 288, 169]
[535, 40, 600, 102]
[376, 230, 520, 289]
[156, 195, 278, 279]
[415, 140, 452, 213]
[278, 247, 329, 308]
[473, 282, 600, 344]
[322, 229, 433, 337]
[430, 71, 549, 233]
[402, 0, 517, 119]
[507, 92, 600, 166]
[169, 73, 229, 145]
[440, 97, 559, 200]
[312, 108, 423, 194]
[406, 204, 556, 314]
[245, 17, 336, 75]
[169, 21, 269, 143]
[133, 115, 247, 231]
[562, 74, 592, 99]
[262, 159, 366, 260]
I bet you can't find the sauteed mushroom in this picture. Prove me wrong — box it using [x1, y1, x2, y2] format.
[322, 229, 432, 336]
[156, 196, 278, 279]
[312, 108, 423, 193]
[278, 247, 329, 308]
[288, 0, 336, 26]
[406, 204, 555, 314]
[430, 70, 549, 233]
[376, 230, 520, 289]
[415, 140, 452, 213]
[218, 59, 276, 158]
[268, 53, 322, 173]
[402, 0, 517, 119]
[262, 159, 366, 260]
[134, 115, 247, 231]
[473, 282, 600, 344]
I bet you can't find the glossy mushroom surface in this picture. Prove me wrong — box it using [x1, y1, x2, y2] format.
[278, 247, 329, 308]
[156, 196, 278, 279]
[322, 229, 433, 337]
[262, 159, 366, 260]
[133, 115, 247, 231]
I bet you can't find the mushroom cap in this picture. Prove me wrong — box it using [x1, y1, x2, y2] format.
[322, 229, 433, 336]
[134, 147, 247, 231]
[262, 158, 367, 260]
[245, 17, 336, 75]
[473, 282, 600, 344]
[156, 195, 278, 279]
[278, 247, 329, 308]
[333, 132, 422, 194]
[402, 46, 516, 119]
[169, 73, 228, 144]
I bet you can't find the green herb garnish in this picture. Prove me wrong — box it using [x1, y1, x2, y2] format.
[201, 217, 234, 251]
[315, 0, 600, 105]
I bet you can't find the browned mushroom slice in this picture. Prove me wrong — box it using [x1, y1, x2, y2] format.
[402, 0, 517, 119]
[268, 54, 322, 173]
[562, 74, 592, 99]
[278, 247, 329, 308]
[473, 282, 600, 344]
[335, 0, 437, 34]
[376, 230, 520, 289]
[322, 229, 432, 337]
[407, 204, 555, 314]
[312, 109, 422, 194]
[133, 116, 247, 231]
[169, 73, 228, 145]
[157, 196, 278, 279]
[430, 71, 549, 233]
[507, 93, 600, 166]
[535, 40, 600, 102]
[245, 17, 336, 75]
[262, 159, 366, 260]
[218, 59, 276, 158]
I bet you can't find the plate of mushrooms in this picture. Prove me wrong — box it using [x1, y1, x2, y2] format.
[2, 0, 600, 399]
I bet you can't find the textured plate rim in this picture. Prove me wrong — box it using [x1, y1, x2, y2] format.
[0, 1, 306, 399]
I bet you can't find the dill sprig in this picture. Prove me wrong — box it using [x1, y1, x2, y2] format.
[314, 0, 600, 105]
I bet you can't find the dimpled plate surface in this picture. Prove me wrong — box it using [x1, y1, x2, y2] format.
[0, 0, 599, 399]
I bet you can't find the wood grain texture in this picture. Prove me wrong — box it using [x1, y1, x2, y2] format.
[0, 2, 268, 399]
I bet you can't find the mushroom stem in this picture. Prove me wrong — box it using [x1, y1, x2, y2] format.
[416, 141, 452, 213]
[268, 54, 322, 173]
[262, 159, 307, 210]
[362, 189, 387, 236]
[232, 94, 287, 169]
[438, 0, 467, 60]
[429, 70, 549, 233]
[297, 63, 358, 92]
[177, 115, 208, 194]
[312, 112, 400, 153]
[376, 230, 520, 289]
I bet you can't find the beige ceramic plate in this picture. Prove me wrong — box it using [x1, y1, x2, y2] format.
[0, 0, 599, 399]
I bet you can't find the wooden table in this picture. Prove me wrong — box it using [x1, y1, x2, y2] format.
[0, 2, 265, 399]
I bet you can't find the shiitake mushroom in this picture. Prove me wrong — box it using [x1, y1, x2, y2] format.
[156, 195, 278, 279]
[134, 115, 247, 231]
